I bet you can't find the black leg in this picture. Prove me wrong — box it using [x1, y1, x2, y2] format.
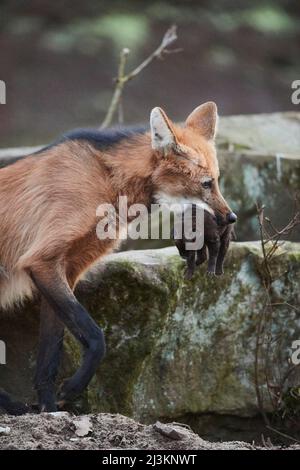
[29, 265, 105, 404]
[0, 390, 30, 415]
[196, 246, 207, 266]
[174, 239, 188, 260]
[215, 227, 231, 276]
[185, 251, 196, 280]
[34, 298, 64, 412]
[206, 240, 220, 275]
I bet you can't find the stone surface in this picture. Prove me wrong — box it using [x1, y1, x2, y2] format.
[0, 112, 299, 241]
[0, 243, 299, 423]
[217, 112, 300, 241]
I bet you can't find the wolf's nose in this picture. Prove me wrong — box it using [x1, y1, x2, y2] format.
[227, 212, 237, 224]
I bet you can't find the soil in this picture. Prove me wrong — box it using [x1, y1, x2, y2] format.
[0, 412, 298, 450]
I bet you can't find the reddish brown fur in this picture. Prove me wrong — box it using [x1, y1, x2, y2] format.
[0, 104, 232, 310]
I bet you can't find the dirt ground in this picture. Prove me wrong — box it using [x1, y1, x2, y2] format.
[0, 412, 298, 450]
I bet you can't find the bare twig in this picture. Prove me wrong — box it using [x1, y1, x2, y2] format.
[256, 203, 272, 286]
[254, 196, 300, 441]
[261, 434, 275, 449]
[101, 47, 130, 129]
[118, 97, 124, 125]
[254, 297, 271, 426]
[268, 302, 300, 313]
[266, 425, 300, 444]
[125, 25, 178, 81]
[100, 25, 179, 129]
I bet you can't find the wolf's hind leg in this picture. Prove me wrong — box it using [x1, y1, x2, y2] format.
[0, 389, 30, 415]
[0, 280, 31, 415]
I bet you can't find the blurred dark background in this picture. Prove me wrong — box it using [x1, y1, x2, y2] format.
[0, 0, 299, 147]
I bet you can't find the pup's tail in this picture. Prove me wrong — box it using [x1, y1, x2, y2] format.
[0, 389, 30, 415]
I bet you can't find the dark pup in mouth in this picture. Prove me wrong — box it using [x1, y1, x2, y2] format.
[174, 205, 236, 279]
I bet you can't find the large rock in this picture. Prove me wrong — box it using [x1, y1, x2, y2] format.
[0, 112, 299, 241]
[0, 243, 299, 423]
[217, 112, 300, 241]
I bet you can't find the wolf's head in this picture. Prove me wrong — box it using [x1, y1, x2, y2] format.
[150, 102, 237, 225]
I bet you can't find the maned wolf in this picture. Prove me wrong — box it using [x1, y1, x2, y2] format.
[0, 102, 236, 413]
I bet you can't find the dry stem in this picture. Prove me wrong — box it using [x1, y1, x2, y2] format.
[100, 25, 179, 129]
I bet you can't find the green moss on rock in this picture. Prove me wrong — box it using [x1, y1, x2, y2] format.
[0, 242, 299, 423]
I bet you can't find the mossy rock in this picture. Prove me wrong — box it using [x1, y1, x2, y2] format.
[1, 243, 298, 421]
[217, 112, 300, 241]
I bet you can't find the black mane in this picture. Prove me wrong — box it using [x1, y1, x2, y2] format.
[35, 125, 147, 154]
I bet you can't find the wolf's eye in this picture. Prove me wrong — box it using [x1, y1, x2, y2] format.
[201, 180, 213, 189]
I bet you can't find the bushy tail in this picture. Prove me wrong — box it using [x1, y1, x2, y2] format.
[0, 389, 31, 415]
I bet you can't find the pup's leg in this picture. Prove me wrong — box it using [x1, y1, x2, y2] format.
[174, 238, 188, 260]
[206, 240, 220, 275]
[185, 251, 196, 280]
[196, 246, 207, 266]
[215, 228, 231, 276]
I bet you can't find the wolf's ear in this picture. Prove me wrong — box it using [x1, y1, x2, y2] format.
[150, 107, 178, 153]
[185, 102, 218, 140]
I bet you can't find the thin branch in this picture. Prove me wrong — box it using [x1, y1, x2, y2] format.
[118, 97, 124, 125]
[254, 313, 271, 425]
[125, 25, 178, 82]
[268, 302, 300, 312]
[100, 25, 179, 129]
[101, 47, 130, 129]
[254, 195, 300, 440]
[256, 203, 272, 286]
[266, 425, 300, 444]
